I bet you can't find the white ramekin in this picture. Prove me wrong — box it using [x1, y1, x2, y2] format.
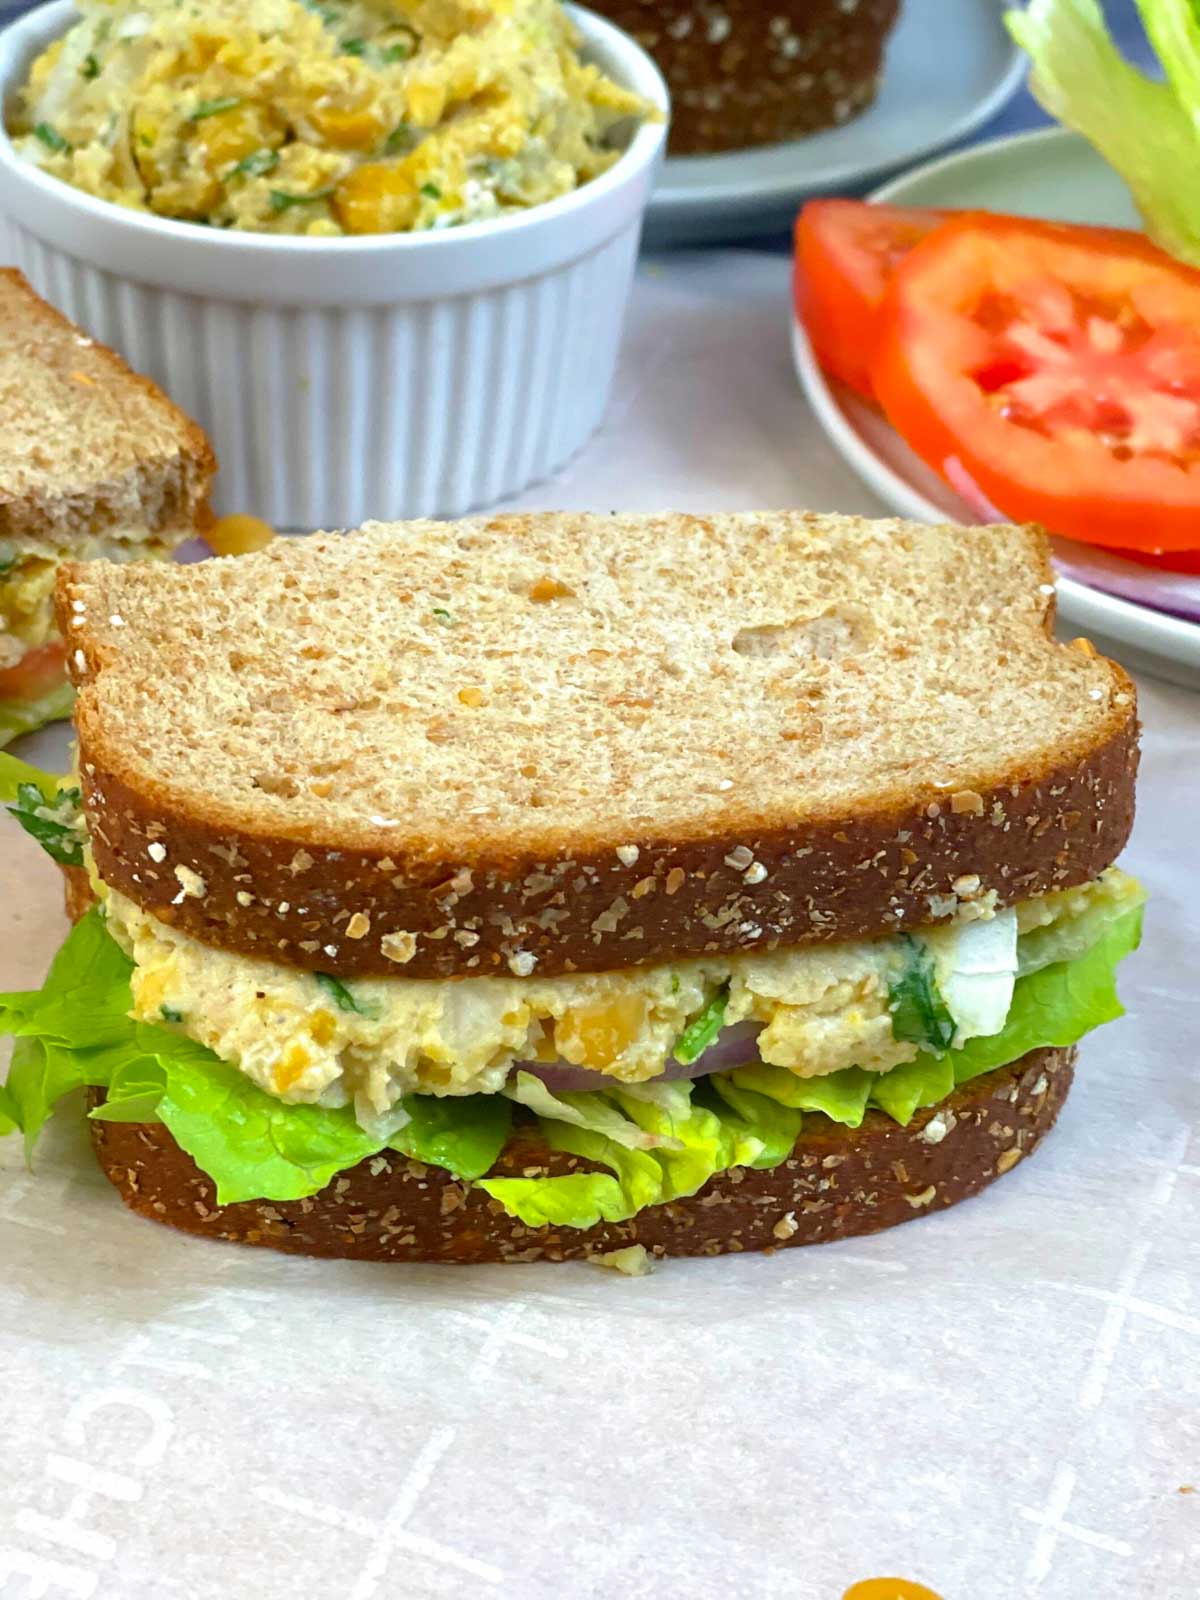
[0, 1, 667, 527]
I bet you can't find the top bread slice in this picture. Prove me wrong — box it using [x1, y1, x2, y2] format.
[57, 513, 1138, 980]
[0, 270, 215, 554]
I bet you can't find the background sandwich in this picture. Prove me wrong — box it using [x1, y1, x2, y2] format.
[0, 512, 1143, 1265]
[0, 269, 215, 745]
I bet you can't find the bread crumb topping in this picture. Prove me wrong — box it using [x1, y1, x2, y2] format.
[172, 864, 206, 902]
[772, 1211, 799, 1240]
[385, 928, 422, 960]
[589, 1244, 653, 1275]
[918, 1110, 955, 1145]
[950, 790, 985, 815]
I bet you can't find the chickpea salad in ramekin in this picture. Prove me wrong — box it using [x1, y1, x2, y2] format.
[0, 0, 667, 526]
[8, 0, 651, 234]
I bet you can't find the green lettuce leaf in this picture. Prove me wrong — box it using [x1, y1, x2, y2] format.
[0, 750, 64, 805]
[1018, 869, 1147, 977]
[0, 903, 138, 1050]
[0, 751, 85, 865]
[390, 1092, 511, 1182]
[0, 1077, 18, 1135]
[0, 681, 75, 750]
[729, 1061, 876, 1127]
[703, 1075, 806, 1166]
[932, 901, 1143, 1094]
[479, 1077, 769, 1228]
[867, 1054, 956, 1126]
[1007, 0, 1200, 265]
[153, 1044, 388, 1205]
[0, 908, 506, 1204]
[741, 902, 1145, 1129]
[5, 1038, 70, 1158]
[5, 783, 84, 866]
[480, 1140, 657, 1230]
[0, 901, 1143, 1228]
[614, 1080, 766, 1197]
[506, 1069, 684, 1151]
[89, 1055, 169, 1124]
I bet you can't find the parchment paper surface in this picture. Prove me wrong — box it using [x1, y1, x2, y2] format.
[1, 251, 1196, 1600]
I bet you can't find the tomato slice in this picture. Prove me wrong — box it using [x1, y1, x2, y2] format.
[793, 200, 947, 398]
[872, 213, 1200, 554]
[0, 639, 68, 704]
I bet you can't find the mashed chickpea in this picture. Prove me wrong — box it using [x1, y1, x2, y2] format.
[9, 0, 649, 235]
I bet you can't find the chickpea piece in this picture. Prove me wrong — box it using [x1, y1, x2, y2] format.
[179, 29, 229, 74]
[131, 104, 165, 187]
[332, 162, 418, 234]
[406, 80, 446, 128]
[206, 514, 275, 555]
[193, 103, 282, 173]
[308, 100, 389, 151]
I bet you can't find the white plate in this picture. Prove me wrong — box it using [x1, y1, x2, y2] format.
[644, 0, 1025, 248]
[792, 126, 1200, 690]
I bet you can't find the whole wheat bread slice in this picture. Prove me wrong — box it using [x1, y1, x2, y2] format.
[88, 1046, 1075, 1263]
[57, 513, 1137, 979]
[0, 270, 215, 553]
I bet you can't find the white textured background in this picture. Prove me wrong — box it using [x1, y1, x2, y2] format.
[1, 251, 1197, 1600]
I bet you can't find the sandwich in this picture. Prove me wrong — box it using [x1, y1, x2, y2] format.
[0, 269, 215, 747]
[0, 512, 1143, 1266]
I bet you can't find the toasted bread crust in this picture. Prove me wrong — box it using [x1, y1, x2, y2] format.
[61, 865, 94, 924]
[591, 0, 899, 155]
[57, 512, 1139, 977]
[0, 268, 216, 545]
[88, 1045, 1075, 1263]
[76, 712, 1138, 977]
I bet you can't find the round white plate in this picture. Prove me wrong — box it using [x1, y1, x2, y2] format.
[644, 0, 1025, 248]
[792, 126, 1200, 690]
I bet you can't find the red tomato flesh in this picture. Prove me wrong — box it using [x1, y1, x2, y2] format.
[793, 199, 946, 398]
[872, 213, 1200, 553]
[0, 639, 67, 704]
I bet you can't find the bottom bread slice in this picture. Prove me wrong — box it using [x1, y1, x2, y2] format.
[88, 1045, 1074, 1264]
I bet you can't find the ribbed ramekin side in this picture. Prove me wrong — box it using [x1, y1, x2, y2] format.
[8, 214, 642, 526]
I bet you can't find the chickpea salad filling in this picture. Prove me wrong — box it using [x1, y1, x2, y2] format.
[102, 868, 1143, 1123]
[0, 532, 171, 672]
[0, 533, 178, 747]
[0, 754, 1145, 1231]
[8, 0, 652, 235]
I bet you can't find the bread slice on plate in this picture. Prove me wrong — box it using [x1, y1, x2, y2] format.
[0, 268, 215, 744]
[3, 512, 1144, 1267]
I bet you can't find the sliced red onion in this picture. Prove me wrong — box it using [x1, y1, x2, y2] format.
[512, 1020, 763, 1095]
